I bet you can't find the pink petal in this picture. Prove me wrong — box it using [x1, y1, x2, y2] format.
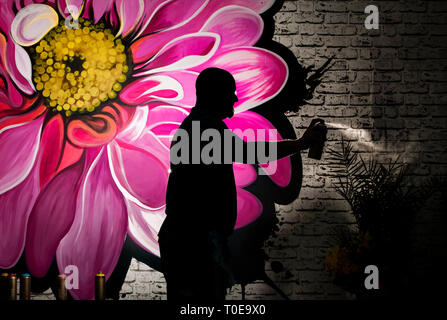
[142, 0, 208, 35]
[91, 0, 114, 23]
[108, 140, 169, 209]
[0, 160, 40, 268]
[132, 0, 272, 40]
[0, 34, 23, 107]
[135, 33, 220, 75]
[235, 187, 262, 229]
[57, 0, 68, 18]
[12, 43, 34, 92]
[38, 114, 64, 187]
[66, 113, 117, 148]
[106, 2, 120, 30]
[11, 3, 59, 46]
[65, 0, 84, 19]
[120, 74, 183, 106]
[122, 105, 189, 147]
[0, 100, 45, 129]
[233, 163, 257, 187]
[224, 111, 292, 187]
[127, 200, 166, 257]
[231, 0, 275, 13]
[0, 115, 44, 194]
[115, 107, 149, 142]
[7, 40, 35, 95]
[200, 5, 263, 50]
[115, 0, 144, 37]
[157, 71, 197, 107]
[147, 104, 189, 128]
[122, 71, 198, 108]
[25, 159, 84, 277]
[56, 149, 127, 300]
[149, 122, 179, 138]
[80, 0, 92, 19]
[118, 129, 171, 168]
[0, 1, 16, 35]
[191, 47, 288, 113]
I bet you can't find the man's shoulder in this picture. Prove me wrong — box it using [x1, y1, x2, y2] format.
[181, 113, 228, 131]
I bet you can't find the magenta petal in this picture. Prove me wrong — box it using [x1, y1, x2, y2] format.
[120, 74, 183, 105]
[0, 160, 39, 268]
[200, 5, 263, 49]
[0, 64, 23, 108]
[148, 105, 189, 127]
[224, 111, 292, 187]
[136, 33, 219, 75]
[132, 0, 271, 41]
[115, 0, 144, 37]
[131, 33, 169, 65]
[155, 71, 197, 107]
[0, 2, 15, 35]
[146, 122, 178, 149]
[116, 105, 186, 149]
[7, 40, 34, 95]
[191, 47, 288, 112]
[149, 122, 179, 137]
[92, 0, 113, 23]
[116, 107, 149, 142]
[108, 140, 169, 209]
[144, 0, 207, 34]
[56, 149, 127, 300]
[0, 34, 23, 107]
[119, 129, 170, 168]
[0, 115, 44, 195]
[25, 159, 84, 277]
[65, 0, 85, 19]
[10, 3, 59, 47]
[127, 200, 166, 257]
[233, 163, 257, 187]
[57, 0, 68, 18]
[226, 0, 275, 13]
[235, 188, 262, 229]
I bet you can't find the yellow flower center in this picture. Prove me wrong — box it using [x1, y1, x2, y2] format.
[31, 18, 129, 117]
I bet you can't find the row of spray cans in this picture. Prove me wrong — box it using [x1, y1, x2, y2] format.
[0, 272, 106, 300]
[0, 273, 31, 300]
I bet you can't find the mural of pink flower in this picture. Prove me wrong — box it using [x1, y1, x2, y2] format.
[0, 0, 292, 299]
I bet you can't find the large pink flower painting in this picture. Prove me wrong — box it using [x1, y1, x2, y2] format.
[0, 0, 295, 299]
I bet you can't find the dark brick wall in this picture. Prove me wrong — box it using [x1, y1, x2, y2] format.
[262, 0, 447, 300]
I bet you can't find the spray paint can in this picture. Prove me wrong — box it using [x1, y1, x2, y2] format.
[8, 274, 17, 300]
[20, 274, 31, 300]
[0, 273, 8, 300]
[56, 274, 68, 300]
[308, 120, 327, 160]
[95, 272, 105, 300]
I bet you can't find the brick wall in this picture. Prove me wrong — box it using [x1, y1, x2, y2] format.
[266, 0, 447, 300]
[32, 0, 447, 300]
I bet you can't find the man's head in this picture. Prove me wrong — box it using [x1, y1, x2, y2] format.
[195, 68, 238, 119]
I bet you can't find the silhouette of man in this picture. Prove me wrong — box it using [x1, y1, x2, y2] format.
[158, 67, 325, 301]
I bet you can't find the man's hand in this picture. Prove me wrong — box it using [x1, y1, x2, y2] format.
[298, 118, 327, 150]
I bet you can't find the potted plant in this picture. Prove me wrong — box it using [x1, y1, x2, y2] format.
[324, 140, 437, 299]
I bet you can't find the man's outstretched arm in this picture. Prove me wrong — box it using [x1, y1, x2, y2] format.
[231, 119, 327, 164]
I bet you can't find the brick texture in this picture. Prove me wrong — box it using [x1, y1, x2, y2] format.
[30, 0, 447, 300]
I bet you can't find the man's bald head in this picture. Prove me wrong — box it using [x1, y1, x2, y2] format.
[195, 68, 238, 119]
